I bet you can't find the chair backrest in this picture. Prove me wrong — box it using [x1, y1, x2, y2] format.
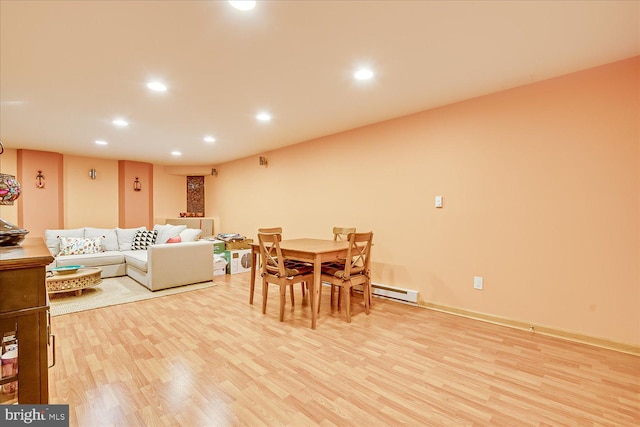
[257, 232, 286, 277]
[258, 227, 283, 234]
[333, 227, 356, 241]
[342, 232, 373, 279]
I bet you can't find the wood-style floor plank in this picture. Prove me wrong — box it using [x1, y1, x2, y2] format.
[48, 273, 640, 426]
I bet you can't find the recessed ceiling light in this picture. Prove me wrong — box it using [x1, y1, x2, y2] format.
[229, 1, 256, 11]
[256, 112, 271, 122]
[95, 140, 108, 146]
[147, 81, 167, 92]
[112, 118, 129, 127]
[203, 136, 216, 143]
[171, 151, 182, 156]
[354, 68, 374, 80]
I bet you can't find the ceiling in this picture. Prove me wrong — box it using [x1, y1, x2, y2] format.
[1, 1, 638, 166]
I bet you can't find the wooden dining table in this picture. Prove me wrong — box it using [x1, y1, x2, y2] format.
[249, 238, 351, 329]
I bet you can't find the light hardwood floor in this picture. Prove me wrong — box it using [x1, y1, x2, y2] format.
[49, 273, 640, 426]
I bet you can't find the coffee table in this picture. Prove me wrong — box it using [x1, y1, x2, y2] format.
[46, 267, 103, 296]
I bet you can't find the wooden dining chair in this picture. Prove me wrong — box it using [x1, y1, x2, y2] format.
[321, 231, 373, 322]
[257, 231, 315, 322]
[327, 227, 356, 306]
[251, 227, 285, 304]
[333, 227, 356, 242]
[253, 226, 309, 299]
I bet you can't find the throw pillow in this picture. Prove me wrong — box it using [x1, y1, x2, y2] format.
[131, 230, 158, 250]
[45, 228, 84, 256]
[166, 235, 182, 243]
[179, 228, 201, 242]
[84, 227, 119, 251]
[153, 224, 187, 244]
[59, 236, 103, 256]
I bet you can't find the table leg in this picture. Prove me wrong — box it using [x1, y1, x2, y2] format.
[249, 247, 258, 304]
[311, 254, 321, 330]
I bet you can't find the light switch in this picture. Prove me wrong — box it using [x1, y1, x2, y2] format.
[435, 196, 443, 208]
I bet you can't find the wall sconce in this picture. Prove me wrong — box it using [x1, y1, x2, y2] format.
[35, 170, 45, 189]
[259, 156, 268, 167]
[133, 177, 141, 191]
[211, 168, 218, 177]
[89, 168, 97, 180]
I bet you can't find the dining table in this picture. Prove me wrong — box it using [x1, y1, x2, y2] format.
[249, 238, 351, 329]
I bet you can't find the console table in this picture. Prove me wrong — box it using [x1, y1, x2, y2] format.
[0, 238, 54, 404]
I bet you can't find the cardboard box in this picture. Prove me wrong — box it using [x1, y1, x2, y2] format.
[223, 249, 252, 274]
[225, 239, 253, 250]
[214, 254, 228, 276]
[211, 239, 226, 254]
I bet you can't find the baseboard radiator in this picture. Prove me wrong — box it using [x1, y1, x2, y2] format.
[349, 282, 418, 305]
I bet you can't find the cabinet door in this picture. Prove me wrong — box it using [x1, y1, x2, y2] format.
[0, 310, 49, 404]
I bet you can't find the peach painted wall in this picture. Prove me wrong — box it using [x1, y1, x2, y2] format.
[16, 150, 63, 237]
[0, 148, 19, 225]
[118, 160, 153, 229]
[64, 155, 119, 228]
[153, 164, 187, 222]
[207, 57, 640, 345]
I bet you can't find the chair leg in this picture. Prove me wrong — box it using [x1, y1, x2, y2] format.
[337, 287, 342, 309]
[290, 284, 295, 305]
[363, 282, 370, 315]
[344, 285, 351, 323]
[262, 280, 268, 314]
[301, 282, 306, 298]
[279, 286, 287, 321]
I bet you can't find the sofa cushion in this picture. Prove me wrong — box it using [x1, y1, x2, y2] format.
[122, 250, 148, 273]
[56, 251, 125, 267]
[44, 228, 84, 256]
[179, 228, 202, 242]
[84, 227, 119, 252]
[116, 226, 147, 251]
[132, 230, 158, 250]
[153, 224, 187, 244]
[59, 236, 104, 255]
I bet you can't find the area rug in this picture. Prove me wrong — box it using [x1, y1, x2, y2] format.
[49, 276, 217, 316]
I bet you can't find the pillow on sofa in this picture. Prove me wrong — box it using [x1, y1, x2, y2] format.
[84, 227, 119, 252]
[116, 226, 147, 251]
[45, 228, 84, 256]
[59, 236, 103, 256]
[179, 228, 202, 242]
[166, 235, 181, 243]
[131, 230, 158, 250]
[153, 224, 187, 244]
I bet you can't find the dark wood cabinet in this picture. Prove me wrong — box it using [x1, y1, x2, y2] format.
[0, 238, 54, 404]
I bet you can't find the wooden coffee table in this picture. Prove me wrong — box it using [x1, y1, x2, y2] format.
[46, 267, 103, 296]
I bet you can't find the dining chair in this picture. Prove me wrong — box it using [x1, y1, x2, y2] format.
[252, 227, 309, 303]
[320, 231, 373, 323]
[257, 231, 315, 322]
[327, 227, 356, 306]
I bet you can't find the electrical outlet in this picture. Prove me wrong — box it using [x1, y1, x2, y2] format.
[473, 276, 483, 290]
[435, 195, 443, 208]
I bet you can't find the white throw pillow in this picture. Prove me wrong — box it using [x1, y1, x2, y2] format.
[179, 228, 202, 242]
[44, 228, 84, 256]
[59, 236, 103, 255]
[115, 226, 147, 251]
[153, 224, 187, 244]
[84, 227, 119, 252]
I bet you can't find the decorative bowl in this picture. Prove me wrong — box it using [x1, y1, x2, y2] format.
[51, 265, 84, 275]
[0, 218, 29, 247]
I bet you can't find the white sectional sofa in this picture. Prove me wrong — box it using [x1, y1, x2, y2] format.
[44, 224, 214, 291]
